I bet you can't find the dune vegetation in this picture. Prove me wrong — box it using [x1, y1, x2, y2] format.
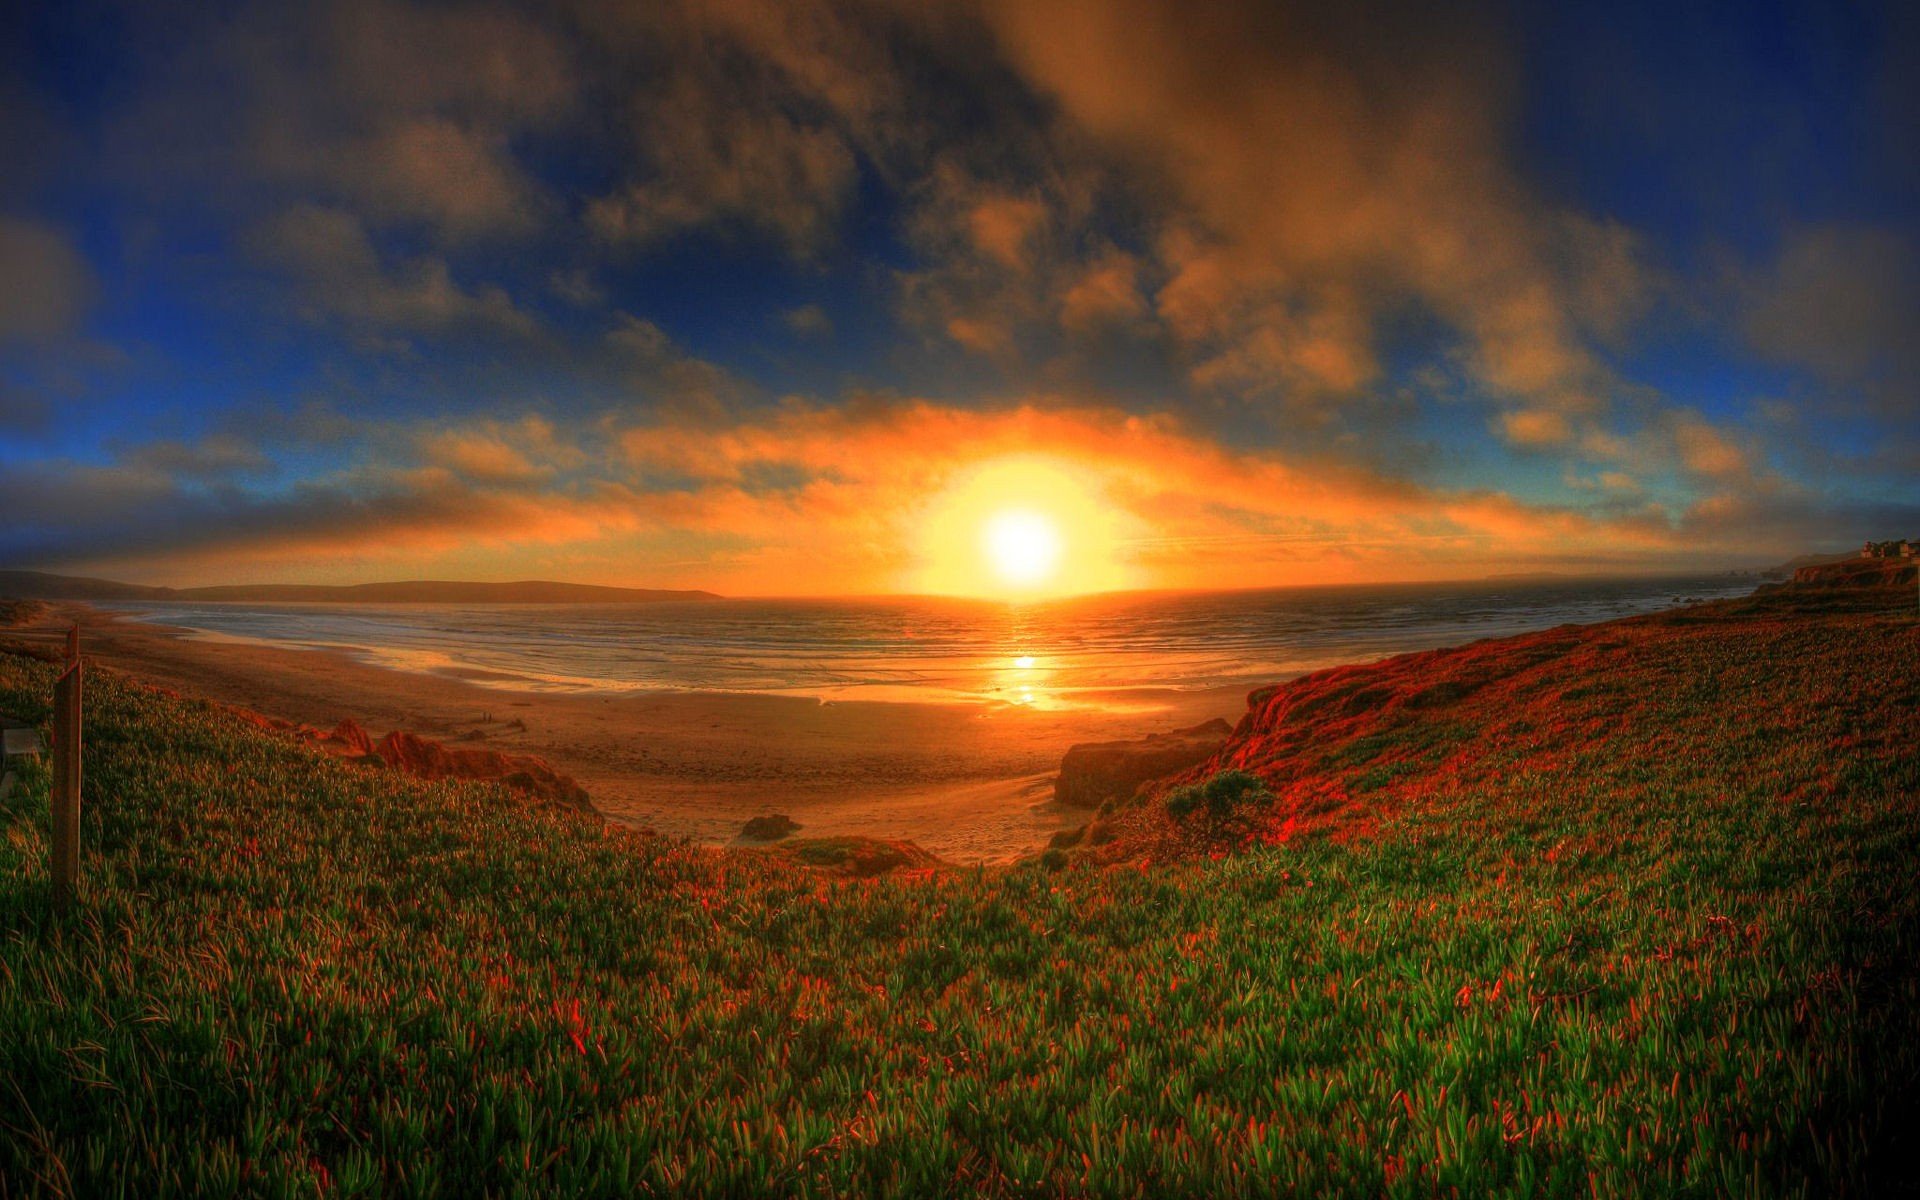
[2, 580, 1916, 1196]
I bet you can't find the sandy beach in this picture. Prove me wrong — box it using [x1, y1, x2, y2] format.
[5, 603, 1243, 862]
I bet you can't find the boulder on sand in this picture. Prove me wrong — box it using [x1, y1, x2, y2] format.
[1054, 718, 1235, 810]
[739, 813, 800, 841]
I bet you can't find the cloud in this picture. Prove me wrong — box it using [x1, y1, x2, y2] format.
[1498, 408, 1573, 449]
[95, 0, 1673, 451]
[781, 304, 834, 338]
[6, 395, 1903, 591]
[1666, 410, 1761, 484]
[0, 216, 95, 343]
[223, 0, 568, 240]
[417, 418, 559, 486]
[7, 0, 1908, 591]
[966, 193, 1049, 270]
[588, 84, 857, 255]
[120, 435, 272, 481]
[579, 0, 900, 256]
[0, 382, 52, 434]
[612, 398, 1707, 587]
[975, 0, 1645, 423]
[894, 157, 1129, 363]
[0, 460, 649, 580]
[326, 117, 543, 236]
[604, 314, 748, 417]
[247, 205, 538, 342]
[100, 0, 573, 250]
[1180, 281, 1377, 404]
[1058, 253, 1147, 333]
[549, 269, 605, 308]
[1739, 223, 1919, 418]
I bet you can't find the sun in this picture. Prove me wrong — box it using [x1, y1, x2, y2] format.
[913, 455, 1136, 597]
[983, 509, 1062, 588]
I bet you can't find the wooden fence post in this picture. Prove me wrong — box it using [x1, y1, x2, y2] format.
[51, 645, 82, 909]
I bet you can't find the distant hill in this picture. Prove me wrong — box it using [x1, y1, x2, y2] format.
[171, 581, 722, 604]
[0, 570, 173, 600]
[0, 570, 719, 605]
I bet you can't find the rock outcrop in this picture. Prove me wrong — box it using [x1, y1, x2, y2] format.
[324, 718, 375, 757]
[225, 707, 592, 811]
[1054, 718, 1235, 810]
[366, 729, 591, 810]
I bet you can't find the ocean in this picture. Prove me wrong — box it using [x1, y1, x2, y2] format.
[105, 575, 1757, 710]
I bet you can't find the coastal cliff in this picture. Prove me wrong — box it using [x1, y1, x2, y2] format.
[1789, 557, 1917, 588]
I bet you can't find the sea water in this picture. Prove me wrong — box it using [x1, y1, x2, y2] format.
[104, 575, 1757, 709]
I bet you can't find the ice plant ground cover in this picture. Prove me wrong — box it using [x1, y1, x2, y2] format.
[1, 583, 1916, 1196]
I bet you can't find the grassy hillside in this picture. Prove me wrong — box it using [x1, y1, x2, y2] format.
[2, 584, 1916, 1196]
[1086, 577, 1919, 862]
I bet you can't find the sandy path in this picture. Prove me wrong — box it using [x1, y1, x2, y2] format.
[6, 605, 1245, 863]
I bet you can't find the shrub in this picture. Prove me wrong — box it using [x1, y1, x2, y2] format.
[1165, 769, 1272, 823]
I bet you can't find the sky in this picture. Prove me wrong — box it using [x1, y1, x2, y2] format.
[0, 0, 1915, 596]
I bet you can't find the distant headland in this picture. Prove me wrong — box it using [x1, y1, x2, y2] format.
[0, 569, 721, 605]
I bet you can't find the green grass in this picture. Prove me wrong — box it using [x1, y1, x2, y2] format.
[1, 589, 1917, 1196]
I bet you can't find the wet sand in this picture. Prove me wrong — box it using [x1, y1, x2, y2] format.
[7, 604, 1245, 862]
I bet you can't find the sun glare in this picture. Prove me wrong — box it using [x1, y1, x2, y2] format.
[914, 456, 1135, 597]
[984, 510, 1061, 588]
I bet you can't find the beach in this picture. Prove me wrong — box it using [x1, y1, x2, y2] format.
[0, 574, 1758, 861]
[5, 602, 1243, 862]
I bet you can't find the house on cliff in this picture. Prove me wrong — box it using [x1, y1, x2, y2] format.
[1862, 539, 1917, 559]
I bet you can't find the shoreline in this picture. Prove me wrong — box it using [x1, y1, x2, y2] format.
[6, 601, 1245, 863]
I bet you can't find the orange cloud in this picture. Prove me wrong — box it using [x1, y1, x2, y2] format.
[977, 0, 1640, 420]
[1498, 408, 1574, 449]
[1059, 253, 1146, 332]
[9, 396, 1835, 593]
[417, 416, 580, 485]
[1668, 411, 1759, 483]
[608, 398, 1707, 592]
[968, 194, 1048, 269]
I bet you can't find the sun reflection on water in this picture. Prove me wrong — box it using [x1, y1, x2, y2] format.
[997, 648, 1056, 706]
